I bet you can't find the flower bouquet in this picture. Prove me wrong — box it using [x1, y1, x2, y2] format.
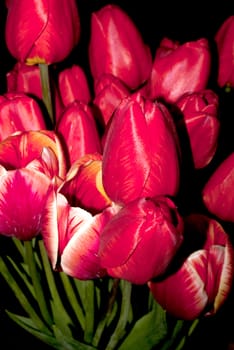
[0, 1, 234, 349]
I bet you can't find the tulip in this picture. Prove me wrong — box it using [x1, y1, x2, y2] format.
[58, 64, 91, 107]
[56, 101, 102, 168]
[147, 37, 211, 103]
[202, 152, 234, 222]
[5, 0, 80, 65]
[215, 15, 234, 89]
[148, 213, 234, 320]
[59, 153, 112, 214]
[93, 73, 130, 127]
[102, 92, 181, 205]
[175, 89, 220, 169]
[41, 190, 118, 280]
[0, 130, 67, 181]
[0, 92, 46, 141]
[0, 166, 51, 240]
[99, 196, 184, 284]
[6, 62, 64, 122]
[88, 4, 152, 90]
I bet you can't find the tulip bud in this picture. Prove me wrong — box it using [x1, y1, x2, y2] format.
[175, 89, 220, 169]
[93, 73, 130, 127]
[5, 0, 80, 65]
[0, 92, 46, 141]
[215, 15, 234, 89]
[56, 101, 102, 168]
[58, 64, 91, 106]
[202, 152, 234, 222]
[102, 92, 181, 205]
[148, 214, 234, 320]
[88, 4, 152, 90]
[99, 196, 184, 284]
[147, 37, 211, 103]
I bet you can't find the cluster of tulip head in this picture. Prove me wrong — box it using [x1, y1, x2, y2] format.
[1, 0, 234, 323]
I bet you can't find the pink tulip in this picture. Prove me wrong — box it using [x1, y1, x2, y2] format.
[56, 101, 102, 168]
[147, 37, 211, 103]
[93, 73, 130, 126]
[99, 196, 184, 284]
[215, 15, 234, 88]
[0, 166, 51, 240]
[5, 0, 80, 65]
[148, 213, 234, 320]
[175, 89, 220, 168]
[0, 92, 46, 141]
[59, 153, 112, 214]
[202, 152, 234, 222]
[41, 191, 118, 280]
[88, 4, 152, 90]
[102, 92, 181, 205]
[58, 64, 91, 106]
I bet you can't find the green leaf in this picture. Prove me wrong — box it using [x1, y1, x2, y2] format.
[0, 256, 49, 333]
[6, 311, 57, 348]
[52, 325, 98, 350]
[118, 302, 168, 350]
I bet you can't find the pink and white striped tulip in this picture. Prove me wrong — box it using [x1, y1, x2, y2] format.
[148, 213, 234, 320]
[41, 191, 118, 280]
[0, 166, 51, 240]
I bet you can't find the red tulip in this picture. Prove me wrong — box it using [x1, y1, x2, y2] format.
[0, 166, 51, 240]
[6, 63, 64, 121]
[5, 0, 80, 65]
[56, 101, 102, 168]
[88, 4, 152, 90]
[147, 37, 211, 103]
[215, 15, 234, 88]
[102, 92, 181, 205]
[0, 92, 46, 141]
[99, 196, 184, 284]
[58, 64, 91, 107]
[0, 130, 67, 181]
[148, 214, 234, 320]
[175, 89, 220, 169]
[202, 152, 234, 222]
[59, 153, 112, 214]
[93, 73, 130, 126]
[41, 191, 118, 280]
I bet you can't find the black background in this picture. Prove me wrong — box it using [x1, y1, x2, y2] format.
[0, 1, 234, 349]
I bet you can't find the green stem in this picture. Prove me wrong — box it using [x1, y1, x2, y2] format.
[105, 280, 132, 350]
[25, 240, 53, 326]
[59, 272, 85, 330]
[92, 279, 120, 347]
[0, 256, 49, 333]
[39, 63, 54, 126]
[38, 239, 74, 337]
[83, 280, 95, 343]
